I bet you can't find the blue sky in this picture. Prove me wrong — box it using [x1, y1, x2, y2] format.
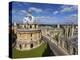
[9, 1, 78, 24]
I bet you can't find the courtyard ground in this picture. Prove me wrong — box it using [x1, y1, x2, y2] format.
[12, 43, 47, 58]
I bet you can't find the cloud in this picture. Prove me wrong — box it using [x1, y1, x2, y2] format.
[12, 9, 17, 14]
[36, 13, 78, 24]
[64, 14, 78, 24]
[20, 10, 27, 13]
[53, 11, 59, 14]
[60, 5, 78, 13]
[52, 5, 77, 15]
[29, 7, 43, 13]
[65, 14, 78, 19]
[61, 7, 72, 12]
[70, 14, 78, 17]
[12, 9, 27, 15]
[35, 16, 62, 24]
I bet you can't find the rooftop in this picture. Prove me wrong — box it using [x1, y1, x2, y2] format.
[17, 29, 41, 33]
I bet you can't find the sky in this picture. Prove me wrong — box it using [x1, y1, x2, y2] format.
[9, 1, 78, 24]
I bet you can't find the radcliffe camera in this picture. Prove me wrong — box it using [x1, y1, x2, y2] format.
[9, 1, 78, 58]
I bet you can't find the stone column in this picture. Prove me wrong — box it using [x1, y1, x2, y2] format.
[28, 25, 30, 29]
[32, 25, 35, 29]
[27, 44, 30, 49]
[57, 24, 60, 28]
[16, 43, 19, 49]
[36, 25, 38, 29]
[22, 44, 24, 50]
[26, 24, 28, 29]
[69, 26, 72, 37]
[33, 42, 36, 47]
[71, 26, 74, 36]
[22, 25, 24, 28]
[69, 46, 73, 55]
[13, 22, 17, 34]
[62, 41, 65, 49]
[66, 26, 69, 38]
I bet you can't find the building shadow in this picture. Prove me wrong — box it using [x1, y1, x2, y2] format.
[9, 26, 17, 58]
[11, 30, 17, 48]
[42, 43, 55, 57]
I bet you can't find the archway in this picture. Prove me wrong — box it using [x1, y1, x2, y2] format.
[73, 48, 76, 55]
[30, 43, 33, 48]
[19, 44, 22, 49]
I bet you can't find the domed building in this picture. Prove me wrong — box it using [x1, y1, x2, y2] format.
[15, 10, 42, 51]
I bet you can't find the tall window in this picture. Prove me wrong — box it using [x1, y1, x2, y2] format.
[30, 43, 33, 48]
[31, 33, 32, 37]
[73, 48, 76, 55]
[24, 25, 26, 28]
[19, 44, 22, 49]
[35, 25, 36, 28]
[30, 25, 32, 28]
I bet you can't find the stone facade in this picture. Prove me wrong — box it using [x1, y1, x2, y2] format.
[13, 11, 42, 51]
[40, 24, 78, 55]
[15, 28, 42, 50]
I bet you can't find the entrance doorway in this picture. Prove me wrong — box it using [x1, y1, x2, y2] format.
[19, 44, 22, 49]
[30, 43, 33, 48]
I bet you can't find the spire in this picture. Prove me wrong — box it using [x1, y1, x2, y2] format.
[13, 22, 16, 26]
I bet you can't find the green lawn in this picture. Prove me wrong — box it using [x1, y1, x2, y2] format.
[12, 43, 47, 58]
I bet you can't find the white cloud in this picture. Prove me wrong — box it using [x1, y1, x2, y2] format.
[20, 10, 27, 13]
[36, 16, 52, 19]
[65, 14, 78, 18]
[61, 7, 72, 12]
[52, 5, 77, 15]
[53, 11, 59, 14]
[12, 10, 16, 14]
[35, 16, 62, 24]
[60, 5, 77, 13]
[64, 14, 78, 24]
[70, 14, 78, 17]
[29, 7, 43, 13]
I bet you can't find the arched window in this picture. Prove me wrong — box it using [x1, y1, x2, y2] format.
[30, 43, 33, 48]
[30, 25, 32, 28]
[35, 25, 36, 28]
[64, 41, 68, 50]
[25, 44, 27, 47]
[24, 25, 26, 28]
[31, 33, 32, 37]
[73, 48, 76, 55]
[19, 44, 22, 49]
[68, 27, 71, 37]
